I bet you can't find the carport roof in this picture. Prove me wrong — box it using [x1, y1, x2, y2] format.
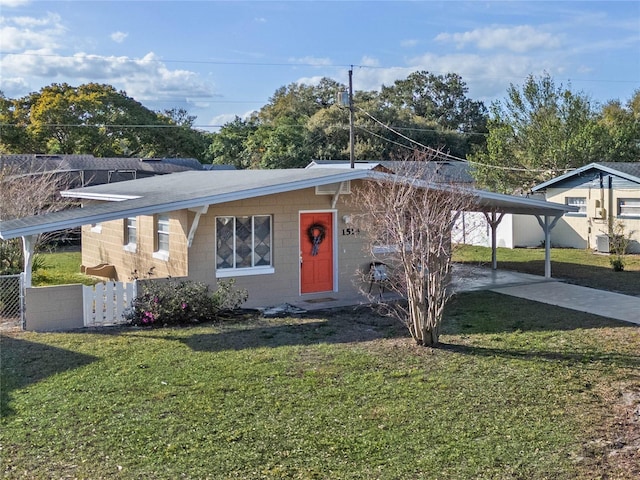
[0, 168, 576, 240]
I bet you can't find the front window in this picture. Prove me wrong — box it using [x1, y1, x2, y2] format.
[124, 217, 136, 250]
[618, 198, 640, 218]
[216, 215, 272, 275]
[565, 197, 586, 216]
[156, 214, 170, 252]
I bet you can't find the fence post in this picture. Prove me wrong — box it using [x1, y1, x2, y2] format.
[19, 272, 25, 330]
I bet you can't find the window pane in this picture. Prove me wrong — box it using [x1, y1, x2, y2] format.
[216, 217, 234, 269]
[126, 217, 136, 245]
[565, 197, 586, 213]
[216, 215, 272, 270]
[235, 216, 253, 268]
[619, 199, 640, 217]
[157, 215, 170, 251]
[253, 216, 271, 266]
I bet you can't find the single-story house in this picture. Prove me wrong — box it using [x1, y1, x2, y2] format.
[532, 162, 640, 253]
[0, 167, 576, 309]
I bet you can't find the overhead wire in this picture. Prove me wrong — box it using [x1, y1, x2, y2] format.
[356, 107, 574, 174]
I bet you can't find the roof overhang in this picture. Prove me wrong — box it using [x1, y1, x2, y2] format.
[1, 168, 576, 240]
[532, 162, 640, 192]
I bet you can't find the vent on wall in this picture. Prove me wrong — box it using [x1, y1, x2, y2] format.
[316, 181, 351, 195]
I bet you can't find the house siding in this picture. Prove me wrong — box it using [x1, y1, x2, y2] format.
[187, 185, 372, 308]
[82, 181, 376, 308]
[545, 185, 640, 252]
[81, 210, 189, 281]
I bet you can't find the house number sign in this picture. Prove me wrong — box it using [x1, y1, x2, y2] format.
[341, 228, 360, 236]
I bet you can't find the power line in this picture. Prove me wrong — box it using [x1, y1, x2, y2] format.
[356, 106, 573, 174]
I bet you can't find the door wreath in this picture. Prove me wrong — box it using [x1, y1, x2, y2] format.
[307, 223, 326, 256]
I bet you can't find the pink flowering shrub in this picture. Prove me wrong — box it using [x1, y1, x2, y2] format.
[126, 279, 247, 327]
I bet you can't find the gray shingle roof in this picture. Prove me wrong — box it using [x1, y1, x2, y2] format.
[0, 168, 577, 240]
[0, 154, 203, 175]
[307, 159, 474, 183]
[532, 162, 640, 191]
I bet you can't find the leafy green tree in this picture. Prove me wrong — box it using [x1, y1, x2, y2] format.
[212, 71, 489, 169]
[597, 90, 640, 162]
[205, 116, 258, 168]
[470, 74, 601, 192]
[1, 83, 211, 160]
[380, 71, 487, 133]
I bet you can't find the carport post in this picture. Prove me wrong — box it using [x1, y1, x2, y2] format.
[535, 214, 562, 278]
[22, 234, 35, 288]
[483, 211, 505, 271]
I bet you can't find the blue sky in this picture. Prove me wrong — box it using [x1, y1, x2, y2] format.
[1, 0, 639, 131]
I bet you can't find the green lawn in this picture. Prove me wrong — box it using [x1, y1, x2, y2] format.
[2, 294, 639, 479]
[32, 251, 98, 286]
[454, 245, 640, 296]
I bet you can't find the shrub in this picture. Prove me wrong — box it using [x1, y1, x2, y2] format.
[126, 279, 248, 327]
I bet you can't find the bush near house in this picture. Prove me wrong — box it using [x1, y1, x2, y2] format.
[125, 279, 248, 327]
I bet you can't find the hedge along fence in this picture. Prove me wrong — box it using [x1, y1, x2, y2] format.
[17, 277, 249, 332]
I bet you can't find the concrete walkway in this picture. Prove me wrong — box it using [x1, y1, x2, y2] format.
[490, 281, 640, 325]
[452, 265, 640, 325]
[293, 265, 640, 326]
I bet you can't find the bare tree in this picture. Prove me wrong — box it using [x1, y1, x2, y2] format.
[0, 163, 75, 274]
[352, 154, 476, 346]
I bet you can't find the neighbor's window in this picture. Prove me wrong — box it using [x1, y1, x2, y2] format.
[216, 215, 273, 276]
[565, 197, 587, 215]
[124, 217, 137, 250]
[156, 214, 170, 252]
[618, 198, 640, 218]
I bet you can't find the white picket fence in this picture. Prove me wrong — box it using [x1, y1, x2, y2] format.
[83, 281, 137, 327]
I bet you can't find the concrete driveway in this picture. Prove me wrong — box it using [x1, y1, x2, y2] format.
[453, 264, 640, 325]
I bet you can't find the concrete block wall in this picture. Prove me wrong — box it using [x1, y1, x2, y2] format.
[25, 284, 84, 331]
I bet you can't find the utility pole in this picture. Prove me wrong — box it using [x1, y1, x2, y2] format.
[348, 66, 355, 169]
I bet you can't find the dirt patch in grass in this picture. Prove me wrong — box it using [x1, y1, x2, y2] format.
[582, 380, 640, 479]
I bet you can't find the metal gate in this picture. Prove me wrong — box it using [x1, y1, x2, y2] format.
[0, 273, 25, 331]
[83, 281, 136, 327]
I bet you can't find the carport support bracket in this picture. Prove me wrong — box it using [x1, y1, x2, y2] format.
[535, 214, 562, 278]
[483, 211, 505, 271]
[187, 205, 209, 248]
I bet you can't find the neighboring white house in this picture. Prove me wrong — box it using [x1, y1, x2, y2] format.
[532, 162, 640, 253]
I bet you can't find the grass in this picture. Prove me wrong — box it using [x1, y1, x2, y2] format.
[453, 245, 640, 296]
[32, 250, 98, 286]
[2, 293, 639, 479]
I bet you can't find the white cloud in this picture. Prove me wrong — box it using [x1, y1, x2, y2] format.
[110, 31, 128, 43]
[349, 52, 565, 103]
[359, 56, 380, 67]
[0, 12, 65, 51]
[1, 51, 218, 102]
[0, 0, 30, 7]
[436, 25, 562, 53]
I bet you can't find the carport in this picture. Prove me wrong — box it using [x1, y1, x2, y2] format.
[0, 168, 577, 288]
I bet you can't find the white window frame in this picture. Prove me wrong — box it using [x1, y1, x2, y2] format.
[123, 217, 137, 252]
[618, 198, 640, 218]
[564, 197, 587, 216]
[153, 214, 170, 261]
[215, 215, 274, 278]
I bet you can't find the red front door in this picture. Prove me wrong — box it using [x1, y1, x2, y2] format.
[300, 212, 334, 294]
